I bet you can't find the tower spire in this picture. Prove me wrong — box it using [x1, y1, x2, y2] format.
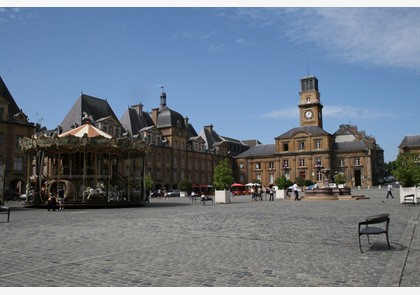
[160, 85, 167, 109]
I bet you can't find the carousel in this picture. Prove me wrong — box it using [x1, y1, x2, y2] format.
[19, 120, 149, 208]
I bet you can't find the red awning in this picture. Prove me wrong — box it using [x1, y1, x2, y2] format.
[231, 183, 245, 187]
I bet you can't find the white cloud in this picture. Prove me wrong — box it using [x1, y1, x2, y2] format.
[233, 8, 419, 71]
[261, 107, 299, 119]
[0, 7, 37, 24]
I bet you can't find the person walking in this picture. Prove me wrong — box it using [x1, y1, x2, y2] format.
[257, 186, 263, 201]
[47, 191, 57, 211]
[293, 182, 300, 201]
[58, 186, 65, 211]
[386, 183, 394, 199]
[269, 187, 274, 201]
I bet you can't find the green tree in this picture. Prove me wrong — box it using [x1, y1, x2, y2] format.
[334, 173, 346, 185]
[275, 175, 293, 190]
[295, 176, 305, 188]
[144, 173, 154, 193]
[393, 152, 420, 187]
[213, 158, 235, 190]
[179, 180, 192, 193]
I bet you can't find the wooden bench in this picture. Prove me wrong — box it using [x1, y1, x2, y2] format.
[0, 206, 11, 222]
[358, 213, 390, 253]
[402, 194, 416, 205]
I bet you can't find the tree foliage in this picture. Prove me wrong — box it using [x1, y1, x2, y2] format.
[275, 175, 293, 190]
[295, 176, 306, 188]
[213, 158, 235, 190]
[334, 173, 346, 185]
[393, 152, 420, 187]
[144, 173, 154, 193]
[179, 180, 192, 192]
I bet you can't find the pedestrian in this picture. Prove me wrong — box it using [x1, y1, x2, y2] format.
[251, 186, 256, 201]
[257, 186, 263, 201]
[47, 191, 57, 211]
[293, 182, 300, 201]
[386, 183, 394, 199]
[269, 187, 274, 201]
[58, 186, 65, 211]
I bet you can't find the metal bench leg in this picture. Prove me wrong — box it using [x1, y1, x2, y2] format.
[358, 235, 364, 253]
[386, 233, 391, 249]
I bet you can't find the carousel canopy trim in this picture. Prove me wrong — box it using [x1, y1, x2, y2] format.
[20, 127, 149, 153]
[59, 123, 112, 139]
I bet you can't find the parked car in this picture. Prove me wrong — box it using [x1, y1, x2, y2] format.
[167, 190, 180, 197]
[383, 175, 395, 183]
[306, 184, 316, 190]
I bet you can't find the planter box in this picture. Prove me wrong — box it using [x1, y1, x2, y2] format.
[214, 190, 231, 204]
[276, 189, 286, 199]
[399, 187, 419, 204]
[180, 191, 188, 198]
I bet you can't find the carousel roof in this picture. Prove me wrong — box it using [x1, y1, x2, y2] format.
[59, 123, 112, 139]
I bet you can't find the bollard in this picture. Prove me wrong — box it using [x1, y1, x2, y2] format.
[358, 186, 360, 190]
[379, 185, 381, 189]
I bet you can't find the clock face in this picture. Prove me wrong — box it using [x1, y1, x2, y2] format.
[305, 111, 313, 119]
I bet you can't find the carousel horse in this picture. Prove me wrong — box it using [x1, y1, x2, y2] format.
[83, 181, 107, 201]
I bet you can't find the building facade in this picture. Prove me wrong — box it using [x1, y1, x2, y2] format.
[120, 90, 250, 192]
[0, 76, 35, 203]
[234, 75, 385, 188]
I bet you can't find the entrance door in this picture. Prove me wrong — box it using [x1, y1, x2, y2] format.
[354, 170, 362, 187]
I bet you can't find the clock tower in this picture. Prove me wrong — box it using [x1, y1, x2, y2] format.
[299, 75, 323, 128]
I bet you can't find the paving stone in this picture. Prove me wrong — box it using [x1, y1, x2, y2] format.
[0, 188, 419, 286]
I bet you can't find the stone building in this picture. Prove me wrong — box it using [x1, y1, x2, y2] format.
[120, 88, 250, 192]
[398, 135, 420, 157]
[0, 76, 35, 203]
[234, 75, 385, 188]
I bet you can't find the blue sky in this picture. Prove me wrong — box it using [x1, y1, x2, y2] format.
[0, 4, 419, 163]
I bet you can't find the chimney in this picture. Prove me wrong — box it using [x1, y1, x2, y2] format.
[152, 108, 159, 125]
[131, 102, 143, 115]
[204, 124, 213, 133]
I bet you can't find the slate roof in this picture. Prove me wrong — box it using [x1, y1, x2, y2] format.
[153, 106, 186, 129]
[398, 135, 420, 148]
[234, 144, 276, 158]
[199, 127, 223, 150]
[242, 139, 262, 147]
[186, 121, 198, 139]
[120, 107, 154, 136]
[60, 94, 120, 132]
[0, 76, 22, 121]
[275, 126, 331, 139]
[333, 141, 370, 152]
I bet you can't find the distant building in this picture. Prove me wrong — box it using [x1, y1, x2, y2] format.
[54, 88, 251, 192]
[0, 76, 35, 202]
[398, 135, 420, 158]
[234, 75, 384, 188]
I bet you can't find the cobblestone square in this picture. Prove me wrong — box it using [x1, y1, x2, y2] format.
[0, 188, 419, 287]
